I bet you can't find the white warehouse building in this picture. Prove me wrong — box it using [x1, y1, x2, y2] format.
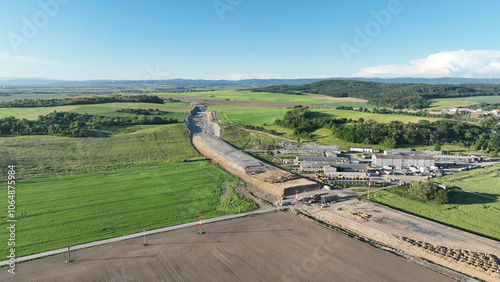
[372, 154, 435, 168]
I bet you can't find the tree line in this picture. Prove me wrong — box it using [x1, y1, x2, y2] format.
[116, 108, 167, 115]
[0, 95, 164, 108]
[0, 111, 178, 137]
[252, 80, 500, 109]
[463, 102, 500, 111]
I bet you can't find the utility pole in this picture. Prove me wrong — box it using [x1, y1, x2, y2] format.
[199, 215, 203, 235]
[368, 178, 371, 200]
[295, 190, 298, 210]
[66, 246, 72, 263]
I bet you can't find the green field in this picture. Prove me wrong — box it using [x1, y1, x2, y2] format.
[163, 90, 372, 108]
[432, 164, 500, 199]
[0, 102, 192, 120]
[427, 96, 500, 110]
[0, 105, 81, 119]
[0, 161, 257, 257]
[0, 124, 201, 179]
[0, 93, 79, 103]
[210, 105, 290, 125]
[367, 186, 500, 240]
[209, 105, 436, 126]
[222, 125, 280, 150]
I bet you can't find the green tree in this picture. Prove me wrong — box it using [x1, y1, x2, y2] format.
[433, 142, 442, 151]
[409, 182, 449, 204]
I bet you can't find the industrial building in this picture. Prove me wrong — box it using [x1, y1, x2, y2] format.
[384, 149, 439, 156]
[296, 156, 349, 164]
[372, 154, 435, 169]
[297, 156, 350, 171]
[300, 163, 331, 172]
[433, 155, 480, 163]
[350, 147, 379, 153]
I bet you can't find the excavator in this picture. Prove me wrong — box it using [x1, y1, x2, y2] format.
[314, 173, 329, 184]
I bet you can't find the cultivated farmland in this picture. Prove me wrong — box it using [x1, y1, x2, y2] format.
[210, 105, 437, 126]
[0, 161, 257, 257]
[162, 90, 372, 108]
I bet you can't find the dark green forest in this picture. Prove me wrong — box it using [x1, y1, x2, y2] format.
[252, 80, 500, 109]
[275, 106, 500, 155]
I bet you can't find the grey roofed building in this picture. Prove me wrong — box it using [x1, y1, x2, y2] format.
[296, 156, 349, 164]
[325, 151, 340, 157]
[372, 154, 435, 168]
[384, 149, 438, 156]
[300, 162, 329, 171]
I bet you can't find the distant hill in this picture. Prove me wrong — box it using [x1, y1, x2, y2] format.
[0, 78, 325, 88]
[252, 80, 500, 109]
[2, 77, 500, 88]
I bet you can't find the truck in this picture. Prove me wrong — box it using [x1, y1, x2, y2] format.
[320, 194, 338, 205]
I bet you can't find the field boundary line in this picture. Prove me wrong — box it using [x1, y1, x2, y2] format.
[0, 207, 278, 266]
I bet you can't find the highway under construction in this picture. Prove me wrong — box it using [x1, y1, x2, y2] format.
[186, 105, 317, 196]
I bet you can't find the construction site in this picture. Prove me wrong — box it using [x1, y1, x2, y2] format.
[187, 106, 318, 196]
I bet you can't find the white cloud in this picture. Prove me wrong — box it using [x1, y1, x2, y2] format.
[0, 55, 59, 65]
[353, 50, 500, 78]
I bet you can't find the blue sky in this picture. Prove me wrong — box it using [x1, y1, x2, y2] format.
[1, 0, 499, 80]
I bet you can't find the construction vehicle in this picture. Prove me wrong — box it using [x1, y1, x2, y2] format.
[320, 194, 338, 205]
[314, 173, 329, 184]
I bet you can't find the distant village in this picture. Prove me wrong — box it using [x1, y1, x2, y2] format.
[442, 107, 500, 116]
